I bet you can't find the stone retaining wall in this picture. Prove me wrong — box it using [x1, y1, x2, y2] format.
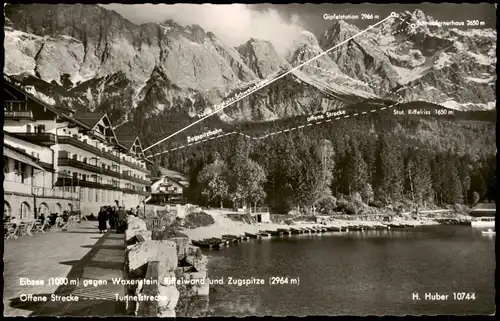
[124, 215, 209, 317]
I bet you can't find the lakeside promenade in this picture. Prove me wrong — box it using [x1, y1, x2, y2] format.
[3, 221, 126, 317]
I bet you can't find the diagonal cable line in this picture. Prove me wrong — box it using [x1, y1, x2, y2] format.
[149, 97, 405, 158]
[143, 13, 396, 153]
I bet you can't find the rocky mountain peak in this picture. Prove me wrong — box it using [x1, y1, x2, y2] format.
[237, 38, 289, 79]
[3, 3, 496, 132]
[323, 19, 360, 45]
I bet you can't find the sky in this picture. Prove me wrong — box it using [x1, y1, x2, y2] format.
[101, 3, 497, 55]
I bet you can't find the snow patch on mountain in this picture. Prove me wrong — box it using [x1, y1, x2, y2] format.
[466, 52, 495, 65]
[434, 52, 452, 70]
[392, 65, 430, 85]
[440, 100, 496, 111]
[26, 86, 56, 105]
[465, 76, 495, 84]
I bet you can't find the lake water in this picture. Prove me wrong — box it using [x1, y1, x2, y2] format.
[203, 226, 495, 316]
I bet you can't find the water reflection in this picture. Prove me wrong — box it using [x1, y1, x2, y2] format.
[205, 226, 495, 316]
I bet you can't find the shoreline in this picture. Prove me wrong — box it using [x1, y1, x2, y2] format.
[179, 210, 445, 242]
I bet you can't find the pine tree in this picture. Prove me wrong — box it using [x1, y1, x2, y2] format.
[470, 166, 487, 200]
[344, 139, 368, 195]
[374, 134, 404, 202]
[405, 149, 433, 205]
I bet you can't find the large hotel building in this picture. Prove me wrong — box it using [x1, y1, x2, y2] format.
[3, 77, 152, 220]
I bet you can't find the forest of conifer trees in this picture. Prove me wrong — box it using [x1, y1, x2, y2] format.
[153, 115, 496, 215]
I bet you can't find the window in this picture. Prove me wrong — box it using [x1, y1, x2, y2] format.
[14, 161, 22, 182]
[96, 190, 99, 202]
[20, 202, 31, 220]
[3, 157, 9, 174]
[37, 125, 46, 133]
[88, 189, 92, 202]
[26, 125, 32, 133]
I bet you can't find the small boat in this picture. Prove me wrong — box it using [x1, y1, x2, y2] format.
[471, 217, 495, 228]
[221, 236, 239, 243]
[222, 234, 238, 240]
[245, 232, 259, 238]
[192, 239, 224, 249]
[290, 228, 302, 234]
[259, 231, 271, 237]
[481, 229, 496, 236]
[265, 230, 283, 236]
[387, 224, 403, 229]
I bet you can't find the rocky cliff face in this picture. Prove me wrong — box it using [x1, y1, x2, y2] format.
[4, 4, 496, 135]
[321, 10, 496, 109]
[237, 38, 289, 79]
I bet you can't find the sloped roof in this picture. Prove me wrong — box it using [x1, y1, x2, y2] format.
[158, 167, 187, 181]
[75, 112, 105, 128]
[153, 167, 189, 188]
[3, 144, 44, 171]
[470, 202, 496, 216]
[114, 123, 139, 149]
[471, 203, 496, 211]
[4, 79, 89, 129]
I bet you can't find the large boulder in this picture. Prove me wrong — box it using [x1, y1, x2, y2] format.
[184, 248, 208, 273]
[125, 229, 152, 244]
[128, 217, 148, 230]
[127, 240, 178, 277]
[158, 284, 180, 311]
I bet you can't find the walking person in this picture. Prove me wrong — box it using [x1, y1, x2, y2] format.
[116, 206, 127, 233]
[97, 207, 107, 233]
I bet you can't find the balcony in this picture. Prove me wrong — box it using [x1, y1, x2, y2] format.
[37, 160, 54, 171]
[4, 101, 33, 120]
[55, 176, 121, 191]
[32, 186, 79, 200]
[5, 111, 34, 120]
[121, 188, 151, 197]
[11, 133, 57, 146]
[58, 157, 121, 179]
[121, 158, 149, 174]
[4, 180, 33, 195]
[57, 135, 122, 163]
[122, 173, 151, 185]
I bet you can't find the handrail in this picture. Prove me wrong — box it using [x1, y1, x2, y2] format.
[58, 157, 121, 179]
[121, 157, 149, 174]
[58, 136, 122, 163]
[122, 173, 150, 185]
[31, 186, 79, 200]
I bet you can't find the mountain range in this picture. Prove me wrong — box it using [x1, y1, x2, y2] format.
[3, 4, 496, 145]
